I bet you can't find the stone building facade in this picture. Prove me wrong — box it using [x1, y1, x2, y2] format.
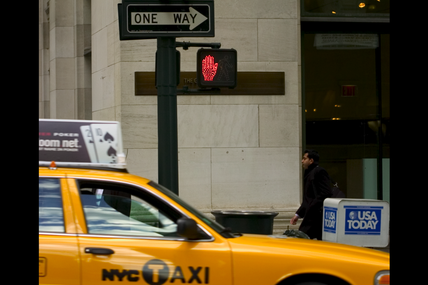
[40, 0, 389, 234]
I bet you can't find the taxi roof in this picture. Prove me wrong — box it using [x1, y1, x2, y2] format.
[39, 166, 149, 183]
[39, 119, 127, 170]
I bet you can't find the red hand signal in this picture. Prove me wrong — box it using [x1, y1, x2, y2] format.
[201, 55, 218, 81]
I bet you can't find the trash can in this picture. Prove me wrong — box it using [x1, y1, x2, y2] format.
[211, 210, 278, 235]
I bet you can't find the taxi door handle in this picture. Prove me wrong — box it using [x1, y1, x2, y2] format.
[85, 247, 115, 255]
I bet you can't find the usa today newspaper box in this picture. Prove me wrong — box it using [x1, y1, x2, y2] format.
[322, 198, 389, 247]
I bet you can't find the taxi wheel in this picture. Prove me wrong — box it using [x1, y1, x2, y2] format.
[285, 274, 349, 285]
[294, 283, 327, 285]
[293, 281, 347, 285]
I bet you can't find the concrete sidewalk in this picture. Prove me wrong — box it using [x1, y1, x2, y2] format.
[272, 211, 390, 253]
[370, 245, 390, 253]
[207, 210, 390, 254]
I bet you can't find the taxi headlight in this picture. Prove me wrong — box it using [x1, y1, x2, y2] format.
[374, 270, 390, 285]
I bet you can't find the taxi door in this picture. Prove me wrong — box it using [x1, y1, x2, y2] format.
[67, 178, 233, 285]
[39, 176, 80, 285]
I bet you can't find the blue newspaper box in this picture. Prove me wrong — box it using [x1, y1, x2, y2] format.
[322, 198, 389, 247]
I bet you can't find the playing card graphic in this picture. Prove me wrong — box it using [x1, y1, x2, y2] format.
[90, 124, 118, 163]
[80, 125, 98, 162]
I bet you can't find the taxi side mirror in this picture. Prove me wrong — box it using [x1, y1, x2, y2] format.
[177, 218, 201, 240]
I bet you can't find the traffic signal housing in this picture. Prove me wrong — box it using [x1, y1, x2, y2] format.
[197, 48, 237, 89]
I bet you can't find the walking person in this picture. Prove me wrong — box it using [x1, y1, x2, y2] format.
[290, 149, 332, 240]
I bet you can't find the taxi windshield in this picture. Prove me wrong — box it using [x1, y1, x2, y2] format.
[148, 181, 236, 238]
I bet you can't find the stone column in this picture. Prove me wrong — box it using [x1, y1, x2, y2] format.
[49, 0, 76, 119]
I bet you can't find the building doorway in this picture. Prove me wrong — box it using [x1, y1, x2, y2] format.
[302, 21, 390, 202]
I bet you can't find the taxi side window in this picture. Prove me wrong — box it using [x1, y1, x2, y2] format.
[39, 178, 64, 233]
[78, 182, 178, 237]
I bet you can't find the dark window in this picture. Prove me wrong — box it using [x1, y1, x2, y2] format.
[148, 181, 229, 236]
[78, 181, 182, 238]
[39, 178, 64, 232]
[302, 0, 390, 18]
[302, 22, 390, 202]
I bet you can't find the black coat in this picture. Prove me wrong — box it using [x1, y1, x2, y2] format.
[296, 162, 332, 240]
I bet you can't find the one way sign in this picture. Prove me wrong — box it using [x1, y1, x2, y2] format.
[131, 7, 207, 31]
[118, 0, 214, 39]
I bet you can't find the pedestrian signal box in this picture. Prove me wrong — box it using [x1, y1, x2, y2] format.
[196, 48, 237, 89]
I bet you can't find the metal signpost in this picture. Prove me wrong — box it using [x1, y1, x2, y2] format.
[118, 0, 235, 196]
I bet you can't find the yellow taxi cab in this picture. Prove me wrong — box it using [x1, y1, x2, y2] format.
[39, 119, 389, 285]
